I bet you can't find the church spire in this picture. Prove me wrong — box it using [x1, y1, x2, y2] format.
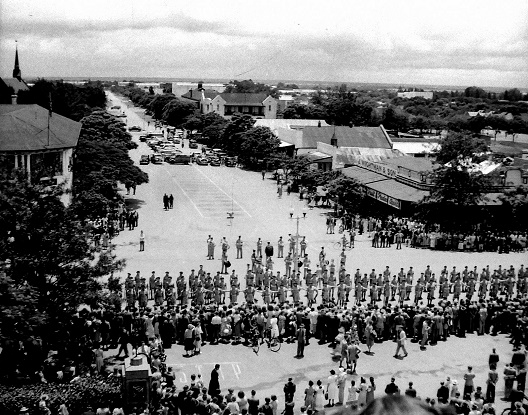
[13, 42, 22, 81]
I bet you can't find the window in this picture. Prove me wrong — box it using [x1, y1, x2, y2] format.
[269, 105, 272, 111]
[217, 105, 220, 110]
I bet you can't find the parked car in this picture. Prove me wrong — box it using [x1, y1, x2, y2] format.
[116, 113, 127, 118]
[139, 135, 148, 142]
[173, 138, 181, 144]
[189, 140, 198, 149]
[129, 125, 142, 132]
[167, 154, 191, 165]
[111, 105, 120, 109]
[150, 153, 163, 164]
[195, 157, 209, 166]
[139, 155, 150, 165]
[209, 158, 221, 166]
[224, 157, 237, 167]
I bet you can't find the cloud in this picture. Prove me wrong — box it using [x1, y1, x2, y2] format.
[1, 12, 253, 39]
[0, 0, 527, 88]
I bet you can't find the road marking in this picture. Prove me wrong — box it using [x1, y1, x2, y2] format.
[233, 363, 241, 380]
[170, 362, 243, 383]
[192, 166, 253, 218]
[163, 165, 205, 218]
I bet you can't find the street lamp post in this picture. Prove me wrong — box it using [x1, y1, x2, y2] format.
[290, 211, 307, 276]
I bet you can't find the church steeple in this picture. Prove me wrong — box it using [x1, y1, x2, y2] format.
[13, 42, 22, 81]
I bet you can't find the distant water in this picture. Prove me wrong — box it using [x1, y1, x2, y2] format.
[24, 76, 526, 93]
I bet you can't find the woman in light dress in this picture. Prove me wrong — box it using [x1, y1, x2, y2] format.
[270, 316, 280, 340]
[193, 322, 203, 355]
[346, 380, 358, 411]
[314, 379, 325, 412]
[364, 322, 376, 354]
[326, 370, 338, 407]
[357, 377, 368, 409]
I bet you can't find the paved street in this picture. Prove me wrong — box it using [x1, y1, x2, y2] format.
[106, 92, 524, 412]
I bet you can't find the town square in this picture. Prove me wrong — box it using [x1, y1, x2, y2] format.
[1, 1, 528, 415]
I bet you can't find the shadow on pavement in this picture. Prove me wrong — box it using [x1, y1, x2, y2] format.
[125, 197, 146, 210]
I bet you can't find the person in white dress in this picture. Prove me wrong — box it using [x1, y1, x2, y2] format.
[346, 379, 358, 411]
[357, 377, 368, 409]
[326, 370, 338, 407]
[314, 380, 325, 412]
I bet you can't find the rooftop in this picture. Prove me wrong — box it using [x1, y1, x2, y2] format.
[1, 77, 29, 94]
[181, 88, 219, 101]
[301, 126, 392, 149]
[384, 156, 436, 172]
[219, 93, 269, 106]
[0, 104, 81, 152]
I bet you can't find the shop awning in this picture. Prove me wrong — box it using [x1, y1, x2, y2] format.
[366, 179, 428, 203]
[304, 151, 332, 162]
[341, 166, 389, 184]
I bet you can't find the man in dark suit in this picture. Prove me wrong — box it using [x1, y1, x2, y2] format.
[436, 381, 450, 404]
[405, 382, 417, 398]
[296, 324, 306, 358]
[284, 378, 297, 402]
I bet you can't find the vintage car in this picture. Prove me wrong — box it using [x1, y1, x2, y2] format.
[195, 157, 209, 166]
[139, 155, 150, 165]
[150, 153, 163, 164]
[209, 158, 221, 166]
[224, 157, 237, 167]
[167, 154, 191, 165]
[128, 125, 142, 132]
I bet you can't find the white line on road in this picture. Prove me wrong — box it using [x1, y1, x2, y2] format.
[192, 166, 253, 218]
[171, 361, 242, 366]
[163, 165, 205, 218]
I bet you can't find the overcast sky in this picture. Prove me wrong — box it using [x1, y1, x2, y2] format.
[1, 0, 527, 88]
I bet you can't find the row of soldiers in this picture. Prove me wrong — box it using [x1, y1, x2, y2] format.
[122, 262, 527, 310]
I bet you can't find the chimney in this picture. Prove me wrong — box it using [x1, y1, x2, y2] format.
[331, 137, 338, 147]
[198, 81, 203, 90]
[11, 94, 17, 105]
[318, 121, 321, 127]
[189, 89, 193, 98]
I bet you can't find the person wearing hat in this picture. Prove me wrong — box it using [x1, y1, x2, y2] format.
[296, 323, 306, 358]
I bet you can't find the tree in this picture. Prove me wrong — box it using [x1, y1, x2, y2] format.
[281, 103, 327, 120]
[224, 79, 273, 95]
[499, 187, 528, 230]
[218, 114, 255, 153]
[0, 170, 123, 357]
[433, 132, 489, 164]
[14, 80, 106, 121]
[238, 126, 280, 167]
[161, 99, 195, 127]
[417, 157, 491, 230]
[73, 111, 148, 218]
[326, 176, 364, 213]
[147, 94, 176, 120]
[381, 107, 409, 132]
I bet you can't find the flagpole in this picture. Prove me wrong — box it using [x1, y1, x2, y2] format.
[47, 92, 52, 147]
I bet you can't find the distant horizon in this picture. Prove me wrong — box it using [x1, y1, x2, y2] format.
[19, 75, 528, 94]
[2, 1, 526, 92]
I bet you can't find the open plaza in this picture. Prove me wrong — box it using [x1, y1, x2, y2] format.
[104, 92, 527, 414]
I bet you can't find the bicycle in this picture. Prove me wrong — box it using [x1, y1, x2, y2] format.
[248, 330, 281, 354]
[333, 239, 353, 251]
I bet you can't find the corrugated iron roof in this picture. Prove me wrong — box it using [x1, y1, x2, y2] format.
[301, 126, 391, 149]
[219, 93, 269, 105]
[367, 179, 428, 203]
[0, 104, 81, 152]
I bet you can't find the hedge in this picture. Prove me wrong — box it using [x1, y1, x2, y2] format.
[0, 375, 123, 415]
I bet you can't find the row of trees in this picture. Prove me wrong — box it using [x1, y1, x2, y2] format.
[1, 81, 143, 370]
